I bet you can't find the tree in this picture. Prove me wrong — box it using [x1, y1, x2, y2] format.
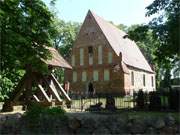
[146, 0, 180, 88]
[127, 24, 160, 64]
[127, 24, 163, 87]
[117, 24, 128, 32]
[54, 20, 81, 58]
[50, 18, 81, 83]
[0, 0, 57, 100]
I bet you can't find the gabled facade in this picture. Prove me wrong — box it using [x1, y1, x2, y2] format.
[65, 10, 155, 95]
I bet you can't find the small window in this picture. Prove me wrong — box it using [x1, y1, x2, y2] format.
[73, 71, 77, 82]
[80, 48, 84, 65]
[104, 70, 110, 81]
[89, 55, 93, 65]
[151, 76, 154, 87]
[82, 71, 87, 82]
[93, 70, 99, 81]
[131, 72, 134, 86]
[88, 46, 93, 54]
[143, 74, 146, 86]
[71, 55, 75, 66]
[98, 46, 102, 64]
[108, 52, 113, 64]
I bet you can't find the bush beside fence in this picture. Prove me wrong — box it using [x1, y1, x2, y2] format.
[135, 89, 180, 111]
[68, 88, 180, 112]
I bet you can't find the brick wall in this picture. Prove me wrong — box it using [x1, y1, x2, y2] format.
[65, 11, 125, 95]
[64, 11, 155, 95]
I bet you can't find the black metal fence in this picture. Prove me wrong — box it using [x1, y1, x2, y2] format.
[67, 93, 135, 112]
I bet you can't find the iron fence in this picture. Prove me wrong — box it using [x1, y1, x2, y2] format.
[67, 93, 135, 112]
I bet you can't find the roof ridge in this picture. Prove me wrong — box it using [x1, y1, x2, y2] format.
[89, 10, 128, 35]
[85, 10, 153, 73]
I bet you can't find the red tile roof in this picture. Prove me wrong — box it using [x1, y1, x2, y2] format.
[89, 10, 153, 73]
[44, 47, 72, 69]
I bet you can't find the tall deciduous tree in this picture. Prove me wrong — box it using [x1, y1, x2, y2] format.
[146, 0, 180, 88]
[0, 0, 57, 100]
[127, 24, 162, 87]
[51, 18, 81, 83]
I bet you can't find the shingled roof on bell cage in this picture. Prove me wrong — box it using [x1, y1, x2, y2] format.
[43, 47, 72, 69]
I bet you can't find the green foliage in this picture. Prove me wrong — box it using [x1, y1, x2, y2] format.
[52, 18, 81, 58]
[168, 89, 180, 111]
[135, 90, 145, 109]
[146, 0, 180, 68]
[127, 24, 163, 87]
[53, 68, 64, 83]
[128, 24, 158, 65]
[51, 18, 81, 81]
[117, 23, 128, 32]
[43, 106, 66, 116]
[25, 104, 66, 119]
[0, 0, 57, 100]
[0, 0, 56, 71]
[0, 75, 14, 101]
[24, 104, 67, 133]
[0, 70, 25, 101]
[145, 0, 180, 88]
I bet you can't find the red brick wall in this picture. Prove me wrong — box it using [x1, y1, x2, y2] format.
[64, 11, 125, 95]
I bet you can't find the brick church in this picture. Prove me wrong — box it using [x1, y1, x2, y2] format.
[65, 10, 155, 95]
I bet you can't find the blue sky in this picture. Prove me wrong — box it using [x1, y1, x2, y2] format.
[43, 0, 154, 26]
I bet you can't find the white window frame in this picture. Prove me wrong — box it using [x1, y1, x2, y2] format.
[93, 70, 99, 81]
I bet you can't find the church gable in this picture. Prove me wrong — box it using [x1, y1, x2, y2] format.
[73, 11, 113, 51]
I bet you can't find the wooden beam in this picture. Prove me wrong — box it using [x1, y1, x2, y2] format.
[50, 73, 71, 102]
[38, 84, 51, 102]
[48, 81, 63, 102]
[41, 75, 63, 103]
[12, 73, 29, 102]
[33, 95, 40, 102]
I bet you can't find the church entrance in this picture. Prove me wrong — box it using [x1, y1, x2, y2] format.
[88, 82, 94, 97]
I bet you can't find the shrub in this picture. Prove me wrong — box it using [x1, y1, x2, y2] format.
[168, 89, 180, 111]
[23, 103, 67, 133]
[135, 90, 145, 109]
[149, 91, 161, 110]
